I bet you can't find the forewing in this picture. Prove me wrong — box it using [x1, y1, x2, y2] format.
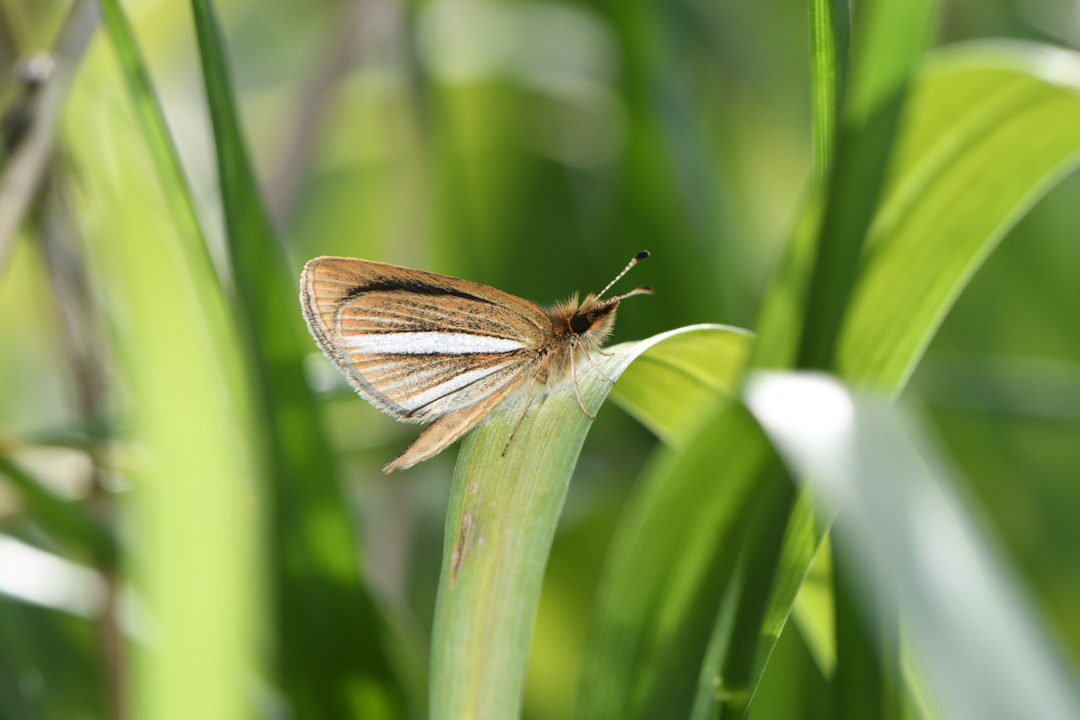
[301, 257, 549, 421]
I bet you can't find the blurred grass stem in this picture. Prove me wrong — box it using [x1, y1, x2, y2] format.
[41, 176, 127, 720]
[0, 0, 96, 278]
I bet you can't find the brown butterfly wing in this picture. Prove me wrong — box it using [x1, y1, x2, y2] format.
[382, 375, 526, 472]
[301, 257, 551, 422]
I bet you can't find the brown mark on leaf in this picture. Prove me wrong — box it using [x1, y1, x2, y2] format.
[450, 511, 473, 585]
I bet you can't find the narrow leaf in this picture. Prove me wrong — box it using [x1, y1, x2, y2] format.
[746, 372, 1080, 720]
[65, 43, 262, 720]
[186, 0, 419, 715]
[798, 0, 940, 370]
[0, 454, 114, 566]
[741, 39, 1080, 720]
[609, 325, 754, 447]
[574, 404, 776, 720]
[838, 42, 1080, 392]
[809, 0, 849, 189]
[432, 325, 744, 720]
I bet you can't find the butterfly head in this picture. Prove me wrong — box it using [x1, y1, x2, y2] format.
[552, 251, 654, 344]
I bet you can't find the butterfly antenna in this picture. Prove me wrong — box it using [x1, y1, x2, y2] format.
[595, 251, 650, 301]
[595, 284, 655, 311]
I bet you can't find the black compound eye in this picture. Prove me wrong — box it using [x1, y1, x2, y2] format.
[569, 313, 592, 334]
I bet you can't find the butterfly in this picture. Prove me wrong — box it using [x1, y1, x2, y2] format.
[300, 252, 653, 472]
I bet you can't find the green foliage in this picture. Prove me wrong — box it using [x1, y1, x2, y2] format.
[1, 1, 1080, 719]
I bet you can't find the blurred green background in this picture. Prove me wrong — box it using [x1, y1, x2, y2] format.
[0, 0, 1078, 718]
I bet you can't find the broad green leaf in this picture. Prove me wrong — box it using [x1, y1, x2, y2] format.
[431, 325, 745, 720]
[838, 41, 1080, 393]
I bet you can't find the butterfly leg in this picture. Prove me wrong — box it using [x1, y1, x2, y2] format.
[502, 373, 538, 456]
[570, 342, 597, 420]
[580, 343, 616, 384]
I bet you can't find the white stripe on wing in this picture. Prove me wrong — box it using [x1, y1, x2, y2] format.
[343, 331, 526, 355]
[401, 365, 507, 411]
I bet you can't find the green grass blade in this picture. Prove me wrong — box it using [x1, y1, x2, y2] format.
[749, 195, 825, 370]
[739, 38, 1080, 720]
[809, 0, 849, 189]
[754, 0, 845, 368]
[798, 0, 940, 370]
[692, 1, 938, 714]
[746, 372, 1080, 720]
[609, 325, 754, 447]
[96, 0, 212, 283]
[431, 325, 738, 720]
[714, 463, 795, 718]
[0, 454, 114, 566]
[830, 556, 903, 720]
[65, 40, 262, 720]
[838, 42, 1080, 393]
[574, 404, 777, 720]
[711, 492, 832, 719]
[186, 1, 418, 716]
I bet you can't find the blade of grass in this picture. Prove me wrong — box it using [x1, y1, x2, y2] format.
[0, 454, 114, 567]
[753, 0, 846, 367]
[96, 0, 210, 284]
[574, 403, 777, 720]
[690, 1, 860, 715]
[746, 372, 1080, 720]
[0, 0, 97, 277]
[186, 0, 420, 716]
[831, 558, 888, 720]
[798, 0, 939, 370]
[609, 325, 754, 447]
[838, 41, 1080, 393]
[809, 0, 849, 190]
[65, 38, 262, 720]
[432, 325, 745, 720]
[713, 463, 795, 718]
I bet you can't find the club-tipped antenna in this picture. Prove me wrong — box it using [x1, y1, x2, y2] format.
[596, 284, 654, 310]
[595, 251, 650, 301]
